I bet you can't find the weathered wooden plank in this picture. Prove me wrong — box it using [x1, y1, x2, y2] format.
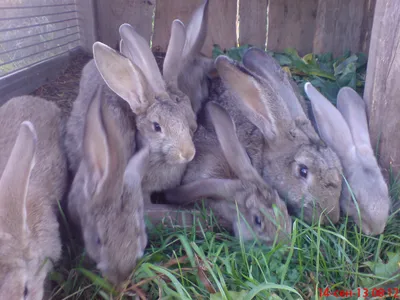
[313, 0, 366, 57]
[239, 0, 268, 48]
[152, 0, 203, 52]
[267, 0, 317, 56]
[363, 0, 400, 179]
[360, 0, 377, 54]
[76, 0, 97, 54]
[95, 0, 155, 49]
[152, 0, 236, 56]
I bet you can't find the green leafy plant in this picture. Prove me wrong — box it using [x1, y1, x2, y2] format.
[212, 45, 368, 105]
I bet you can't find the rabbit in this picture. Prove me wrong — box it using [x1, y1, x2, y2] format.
[0, 96, 67, 300]
[189, 49, 343, 225]
[67, 86, 151, 285]
[304, 83, 390, 235]
[165, 101, 292, 244]
[175, 0, 215, 115]
[65, 22, 197, 205]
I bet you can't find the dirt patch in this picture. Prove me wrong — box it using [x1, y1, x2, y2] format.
[29, 50, 167, 118]
[29, 49, 91, 117]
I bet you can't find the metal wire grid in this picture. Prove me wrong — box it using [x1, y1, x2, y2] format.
[0, 2, 81, 78]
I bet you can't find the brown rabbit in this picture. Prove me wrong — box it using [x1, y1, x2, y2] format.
[0, 96, 67, 299]
[189, 50, 343, 225]
[67, 86, 150, 285]
[165, 102, 292, 244]
[65, 23, 196, 205]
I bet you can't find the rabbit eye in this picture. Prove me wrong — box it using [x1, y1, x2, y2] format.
[153, 122, 162, 132]
[24, 285, 28, 298]
[299, 164, 308, 178]
[96, 237, 102, 245]
[254, 215, 262, 227]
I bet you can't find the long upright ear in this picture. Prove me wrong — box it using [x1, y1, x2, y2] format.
[119, 23, 166, 95]
[242, 47, 308, 120]
[215, 55, 278, 141]
[93, 41, 153, 114]
[206, 102, 265, 185]
[119, 39, 128, 57]
[304, 82, 356, 163]
[82, 86, 126, 198]
[183, 0, 209, 58]
[163, 20, 186, 86]
[0, 121, 37, 239]
[337, 87, 374, 157]
[165, 178, 243, 205]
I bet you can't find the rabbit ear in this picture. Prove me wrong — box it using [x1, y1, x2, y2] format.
[183, 0, 209, 58]
[206, 102, 264, 184]
[165, 178, 243, 204]
[242, 47, 307, 120]
[0, 121, 37, 239]
[119, 23, 166, 95]
[337, 87, 374, 156]
[124, 146, 150, 188]
[93, 41, 153, 114]
[82, 86, 126, 199]
[163, 20, 186, 86]
[119, 39, 128, 57]
[215, 55, 278, 142]
[304, 82, 356, 163]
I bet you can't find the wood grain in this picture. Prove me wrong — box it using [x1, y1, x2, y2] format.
[363, 0, 400, 179]
[239, 0, 268, 48]
[313, 0, 366, 57]
[267, 0, 317, 55]
[95, 0, 155, 49]
[152, 0, 203, 52]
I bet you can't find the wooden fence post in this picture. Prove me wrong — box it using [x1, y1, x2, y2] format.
[364, 0, 400, 179]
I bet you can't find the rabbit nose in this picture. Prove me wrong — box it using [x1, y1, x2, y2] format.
[179, 146, 195, 162]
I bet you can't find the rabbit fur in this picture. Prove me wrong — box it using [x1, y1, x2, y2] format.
[0, 96, 67, 300]
[304, 83, 390, 235]
[65, 22, 198, 204]
[184, 49, 343, 225]
[67, 86, 150, 284]
[165, 101, 292, 244]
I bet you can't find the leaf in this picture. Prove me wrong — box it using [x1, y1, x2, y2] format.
[210, 290, 248, 300]
[212, 44, 225, 59]
[364, 252, 400, 278]
[78, 268, 117, 295]
[273, 53, 292, 66]
[336, 62, 357, 89]
[334, 54, 358, 77]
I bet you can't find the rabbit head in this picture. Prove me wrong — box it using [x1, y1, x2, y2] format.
[304, 83, 390, 235]
[93, 23, 196, 165]
[214, 49, 343, 225]
[165, 102, 292, 244]
[0, 121, 47, 300]
[68, 86, 150, 284]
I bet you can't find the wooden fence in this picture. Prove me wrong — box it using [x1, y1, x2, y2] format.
[95, 0, 377, 57]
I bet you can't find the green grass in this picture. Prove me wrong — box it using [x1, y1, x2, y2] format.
[48, 47, 400, 299]
[49, 179, 400, 300]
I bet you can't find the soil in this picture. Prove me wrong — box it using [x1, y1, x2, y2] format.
[29, 49, 167, 118]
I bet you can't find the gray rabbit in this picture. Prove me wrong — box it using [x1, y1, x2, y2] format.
[0, 96, 67, 299]
[67, 86, 150, 284]
[165, 101, 292, 244]
[184, 49, 343, 225]
[305, 83, 390, 235]
[65, 22, 197, 204]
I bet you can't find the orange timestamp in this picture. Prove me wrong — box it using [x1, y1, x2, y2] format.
[319, 287, 400, 298]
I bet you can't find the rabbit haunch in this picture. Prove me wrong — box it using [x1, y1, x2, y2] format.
[187, 50, 343, 225]
[0, 96, 67, 300]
